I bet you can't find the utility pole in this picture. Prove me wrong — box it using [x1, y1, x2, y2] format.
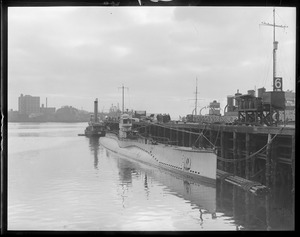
[260, 8, 288, 91]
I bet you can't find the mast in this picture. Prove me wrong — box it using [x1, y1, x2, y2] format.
[122, 85, 124, 113]
[273, 8, 276, 82]
[260, 8, 288, 91]
[118, 84, 128, 114]
[195, 78, 198, 116]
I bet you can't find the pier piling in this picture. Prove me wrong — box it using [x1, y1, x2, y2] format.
[108, 120, 294, 190]
[245, 133, 250, 180]
[266, 133, 272, 188]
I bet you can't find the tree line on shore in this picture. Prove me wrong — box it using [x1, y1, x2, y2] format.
[8, 106, 96, 123]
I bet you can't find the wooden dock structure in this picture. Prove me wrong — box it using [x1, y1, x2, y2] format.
[105, 120, 295, 191]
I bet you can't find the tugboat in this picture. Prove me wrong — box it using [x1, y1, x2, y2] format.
[84, 98, 106, 137]
[100, 86, 217, 184]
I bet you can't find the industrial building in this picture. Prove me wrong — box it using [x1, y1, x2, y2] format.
[18, 94, 40, 115]
[224, 88, 295, 125]
[40, 104, 56, 114]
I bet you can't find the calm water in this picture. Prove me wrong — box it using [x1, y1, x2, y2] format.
[7, 123, 294, 231]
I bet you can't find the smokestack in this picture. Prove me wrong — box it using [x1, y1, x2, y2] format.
[94, 98, 98, 122]
[46, 98, 48, 108]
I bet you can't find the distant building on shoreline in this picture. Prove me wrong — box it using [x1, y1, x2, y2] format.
[18, 94, 40, 115]
[9, 93, 91, 122]
[40, 103, 56, 115]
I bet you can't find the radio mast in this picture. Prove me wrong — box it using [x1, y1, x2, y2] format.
[118, 84, 128, 114]
[260, 8, 288, 91]
[195, 78, 198, 116]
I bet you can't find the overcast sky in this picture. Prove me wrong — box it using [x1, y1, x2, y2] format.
[8, 6, 296, 119]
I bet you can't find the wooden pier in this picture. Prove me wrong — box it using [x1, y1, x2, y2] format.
[105, 120, 295, 191]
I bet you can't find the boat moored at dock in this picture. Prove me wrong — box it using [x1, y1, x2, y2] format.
[82, 98, 106, 137]
[100, 113, 217, 184]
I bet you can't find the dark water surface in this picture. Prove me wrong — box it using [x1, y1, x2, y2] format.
[7, 123, 294, 231]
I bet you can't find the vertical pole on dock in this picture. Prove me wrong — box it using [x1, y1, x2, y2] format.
[266, 133, 272, 188]
[233, 131, 238, 175]
[245, 133, 250, 180]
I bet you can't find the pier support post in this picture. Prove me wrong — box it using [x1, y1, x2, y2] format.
[265, 192, 271, 230]
[245, 133, 250, 180]
[266, 133, 272, 188]
[220, 131, 225, 171]
[251, 135, 256, 181]
[245, 192, 250, 228]
[237, 135, 242, 177]
[232, 186, 237, 229]
[271, 137, 278, 188]
[219, 179, 224, 210]
[210, 129, 213, 149]
[291, 135, 295, 192]
[233, 131, 238, 175]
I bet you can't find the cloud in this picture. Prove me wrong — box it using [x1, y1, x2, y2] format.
[7, 7, 296, 118]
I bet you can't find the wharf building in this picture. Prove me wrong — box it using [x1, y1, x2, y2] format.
[225, 88, 295, 124]
[185, 100, 233, 124]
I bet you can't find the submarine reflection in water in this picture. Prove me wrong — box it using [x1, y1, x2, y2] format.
[105, 147, 217, 217]
[88, 137, 101, 170]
